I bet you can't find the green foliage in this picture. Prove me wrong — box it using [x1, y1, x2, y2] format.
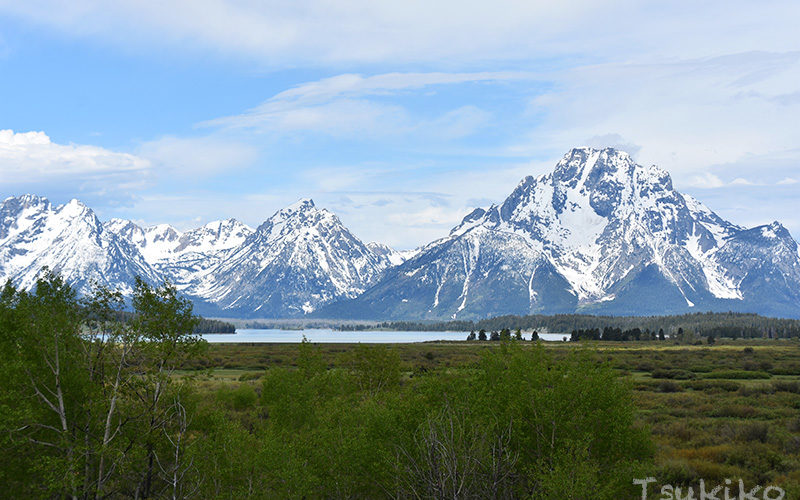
[0, 272, 205, 498]
[703, 369, 772, 379]
[227, 341, 652, 498]
[341, 343, 402, 395]
[13, 274, 799, 497]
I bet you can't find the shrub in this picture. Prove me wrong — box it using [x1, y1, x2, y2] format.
[658, 380, 682, 393]
[238, 371, 264, 381]
[703, 370, 771, 380]
[685, 380, 741, 392]
[217, 384, 258, 411]
[738, 384, 775, 396]
[652, 369, 695, 380]
[711, 405, 758, 418]
[738, 422, 770, 443]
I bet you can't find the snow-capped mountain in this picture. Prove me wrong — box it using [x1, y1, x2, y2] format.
[103, 219, 183, 262]
[319, 147, 800, 319]
[1, 194, 403, 317]
[0, 195, 159, 294]
[106, 217, 253, 289]
[190, 199, 396, 316]
[366, 241, 413, 267]
[4, 149, 799, 319]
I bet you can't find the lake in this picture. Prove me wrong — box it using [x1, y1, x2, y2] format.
[201, 329, 570, 343]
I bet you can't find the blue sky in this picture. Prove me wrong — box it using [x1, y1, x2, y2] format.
[1, 1, 799, 249]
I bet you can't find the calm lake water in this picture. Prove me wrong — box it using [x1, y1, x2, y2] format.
[201, 329, 569, 343]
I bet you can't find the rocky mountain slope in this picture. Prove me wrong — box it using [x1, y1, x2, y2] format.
[3, 147, 799, 319]
[0, 195, 159, 294]
[190, 199, 397, 316]
[319, 148, 800, 319]
[0, 195, 403, 317]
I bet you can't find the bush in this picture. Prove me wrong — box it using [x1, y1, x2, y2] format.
[703, 370, 771, 380]
[773, 380, 800, 393]
[658, 380, 683, 393]
[652, 369, 695, 380]
[685, 380, 741, 392]
[238, 371, 264, 381]
[711, 405, 758, 418]
[738, 422, 770, 443]
[217, 384, 258, 411]
[738, 384, 775, 396]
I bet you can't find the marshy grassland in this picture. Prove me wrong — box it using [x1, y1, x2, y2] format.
[184, 339, 800, 494]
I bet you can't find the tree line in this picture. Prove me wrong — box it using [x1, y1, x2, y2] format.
[110, 309, 236, 333]
[371, 311, 800, 339]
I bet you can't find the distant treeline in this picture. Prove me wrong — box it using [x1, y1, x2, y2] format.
[111, 310, 236, 333]
[357, 312, 800, 339]
[193, 317, 236, 334]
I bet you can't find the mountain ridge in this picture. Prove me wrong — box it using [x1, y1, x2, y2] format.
[2, 147, 799, 318]
[318, 147, 800, 319]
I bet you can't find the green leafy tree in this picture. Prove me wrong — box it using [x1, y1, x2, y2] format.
[0, 272, 204, 498]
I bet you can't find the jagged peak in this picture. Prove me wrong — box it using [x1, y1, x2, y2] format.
[555, 147, 633, 177]
[58, 199, 97, 221]
[185, 218, 252, 239]
[145, 223, 181, 234]
[104, 218, 144, 233]
[571, 146, 631, 158]
[760, 221, 791, 239]
[550, 147, 672, 193]
[2, 193, 52, 210]
[285, 198, 316, 212]
[62, 198, 89, 210]
[256, 198, 339, 236]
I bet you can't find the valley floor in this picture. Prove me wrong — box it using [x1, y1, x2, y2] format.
[182, 339, 800, 494]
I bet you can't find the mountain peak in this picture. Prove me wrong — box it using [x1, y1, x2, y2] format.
[3, 193, 51, 210]
[761, 221, 792, 239]
[286, 198, 315, 212]
[62, 198, 92, 216]
[551, 146, 672, 195]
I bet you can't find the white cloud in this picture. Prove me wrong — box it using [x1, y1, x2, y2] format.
[264, 72, 537, 105]
[513, 51, 800, 181]
[687, 173, 726, 189]
[0, 129, 150, 184]
[0, 1, 633, 64]
[203, 72, 528, 137]
[137, 135, 258, 177]
[2, 1, 798, 67]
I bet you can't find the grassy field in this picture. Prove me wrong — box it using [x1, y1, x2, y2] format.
[182, 338, 800, 493]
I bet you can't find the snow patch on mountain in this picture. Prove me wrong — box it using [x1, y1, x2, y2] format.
[0, 195, 159, 294]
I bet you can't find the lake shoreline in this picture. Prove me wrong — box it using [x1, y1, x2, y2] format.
[201, 328, 569, 343]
